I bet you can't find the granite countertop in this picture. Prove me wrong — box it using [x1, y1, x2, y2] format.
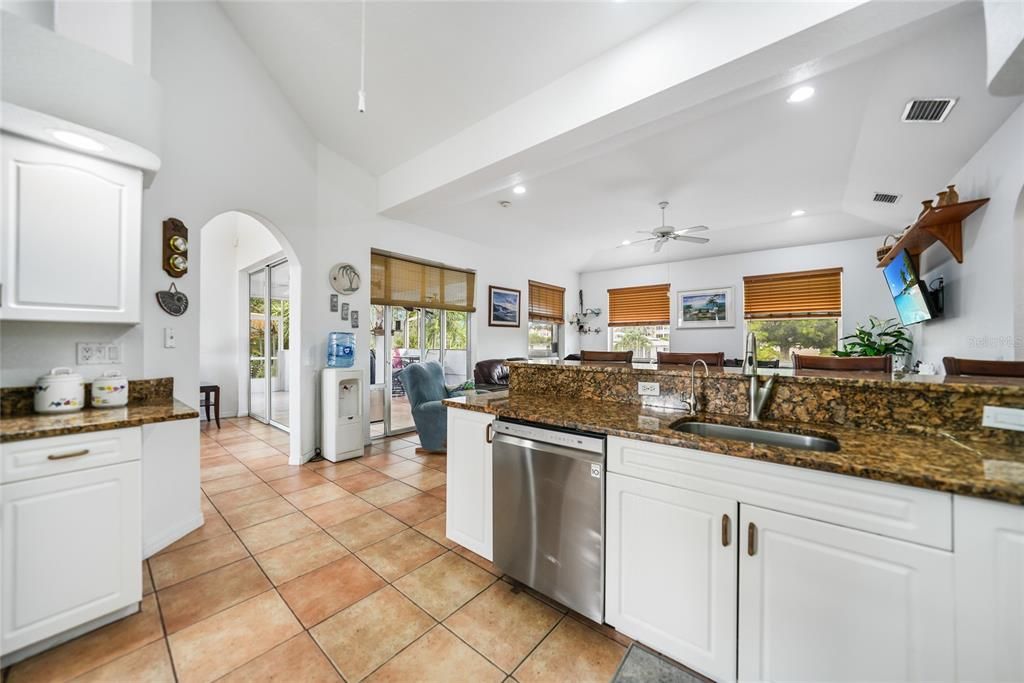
[445, 391, 1024, 506]
[0, 400, 199, 443]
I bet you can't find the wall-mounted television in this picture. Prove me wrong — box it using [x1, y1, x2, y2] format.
[882, 249, 939, 325]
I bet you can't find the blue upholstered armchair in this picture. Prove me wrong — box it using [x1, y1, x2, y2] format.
[400, 361, 469, 452]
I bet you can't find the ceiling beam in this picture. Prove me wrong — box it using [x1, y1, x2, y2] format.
[377, 0, 958, 218]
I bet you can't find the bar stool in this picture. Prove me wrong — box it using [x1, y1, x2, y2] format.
[199, 382, 221, 428]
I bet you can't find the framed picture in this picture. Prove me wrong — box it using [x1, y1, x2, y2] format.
[677, 287, 734, 328]
[488, 286, 521, 327]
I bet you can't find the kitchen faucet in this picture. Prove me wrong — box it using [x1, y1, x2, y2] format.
[681, 359, 709, 416]
[743, 332, 776, 422]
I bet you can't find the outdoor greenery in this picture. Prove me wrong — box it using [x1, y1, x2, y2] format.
[613, 327, 654, 355]
[835, 316, 913, 357]
[747, 318, 839, 362]
[392, 308, 467, 350]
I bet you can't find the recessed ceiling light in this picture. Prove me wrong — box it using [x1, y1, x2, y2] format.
[621, 239, 631, 246]
[513, 185, 526, 195]
[49, 129, 105, 152]
[786, 86, 815, 103]
[791, 209, 806, 217]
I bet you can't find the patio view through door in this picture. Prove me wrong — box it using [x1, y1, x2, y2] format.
[368, 250, 477, 439]
[370, 305, 471, 438]
[248, 259, 290, 431]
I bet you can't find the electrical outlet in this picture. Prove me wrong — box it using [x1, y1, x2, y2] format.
[638, 382, 660, 396]
[77, 342, 107, 365]
[982, 405, 1024, 432]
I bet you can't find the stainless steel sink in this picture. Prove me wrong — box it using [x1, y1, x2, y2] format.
[672, 421, 840, 452]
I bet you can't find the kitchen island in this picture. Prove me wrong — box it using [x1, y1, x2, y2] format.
[443, 360, 1024, 683]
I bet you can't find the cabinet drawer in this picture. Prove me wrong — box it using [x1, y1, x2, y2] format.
[608, 436, 952, 550]
[0, 429, 141, 485]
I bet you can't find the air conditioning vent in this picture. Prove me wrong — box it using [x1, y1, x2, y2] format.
[872, 192, 901, 205]
[902, 98, 957, 123]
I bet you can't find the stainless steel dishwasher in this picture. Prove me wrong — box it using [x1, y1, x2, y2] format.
[491, 420, 606, 623]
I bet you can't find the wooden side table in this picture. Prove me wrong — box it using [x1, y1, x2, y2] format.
[199, 383, 221, 428]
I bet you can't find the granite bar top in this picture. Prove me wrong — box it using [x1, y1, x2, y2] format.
[511, 360, 1024, 394]
[445, 391, 1024, 506]
[0, 399, 199, 443]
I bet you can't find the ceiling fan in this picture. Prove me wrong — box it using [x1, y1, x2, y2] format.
[620, 201, 710, 253]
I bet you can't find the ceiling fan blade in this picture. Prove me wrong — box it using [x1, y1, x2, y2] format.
[676, 225, 709, 234]
[617, 237, 656, 248]
[672, 234, 711, 244]
[653, 237, 668, 253]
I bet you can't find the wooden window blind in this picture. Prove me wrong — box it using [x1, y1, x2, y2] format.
[370, 250, 476, 312]
[528, 281, 565, 323]
[607, 284, 671, 326]
[743, 267, 842, 319]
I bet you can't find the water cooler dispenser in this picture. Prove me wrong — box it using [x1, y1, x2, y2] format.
[321, 368, 364, 462]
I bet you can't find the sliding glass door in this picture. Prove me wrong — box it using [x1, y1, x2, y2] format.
[248, 259, 290, 431]
[373, 305, 472, 437]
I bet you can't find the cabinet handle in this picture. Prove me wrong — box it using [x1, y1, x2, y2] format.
[48, 448, 91, 461]
[721, 514, 731, 547]
[485, 424, 494, 444]
[747, 522, 758, 556]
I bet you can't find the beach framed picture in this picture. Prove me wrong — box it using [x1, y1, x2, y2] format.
[488, 286, 521, 327]
[677, 286, 734, 328]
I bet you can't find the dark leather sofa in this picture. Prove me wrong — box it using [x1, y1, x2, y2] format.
[473, 358, 527, 391]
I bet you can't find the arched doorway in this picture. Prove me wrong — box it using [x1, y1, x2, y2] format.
[198, 210, 304, 464]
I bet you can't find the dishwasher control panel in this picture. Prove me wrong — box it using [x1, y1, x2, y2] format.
[493, 420, 605, 454]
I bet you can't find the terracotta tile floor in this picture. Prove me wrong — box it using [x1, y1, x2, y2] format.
[4, 417, 629, 683]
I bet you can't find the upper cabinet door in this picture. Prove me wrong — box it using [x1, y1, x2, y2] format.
[738, 504, 955, 683]
[606, 473, 738, 683]
[0, 134, 141, 323]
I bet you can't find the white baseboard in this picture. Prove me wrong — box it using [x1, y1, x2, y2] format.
[143, 512, 205, 558]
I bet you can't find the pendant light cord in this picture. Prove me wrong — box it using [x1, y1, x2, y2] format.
[358, 0, 367, 112]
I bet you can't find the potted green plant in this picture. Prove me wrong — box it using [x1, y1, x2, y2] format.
[834, 316, 913, 367]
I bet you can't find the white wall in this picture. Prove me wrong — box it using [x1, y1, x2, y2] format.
[579, 235, 893, 361]
[141, 1, 319, 463]
[0, 321, 142, 386]
[198, 211, 282, 418]
[917, 102, 1024, 365]
[315, 144, 581, 443]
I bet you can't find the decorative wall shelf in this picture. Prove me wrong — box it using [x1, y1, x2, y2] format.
[877, 198, 989, 269]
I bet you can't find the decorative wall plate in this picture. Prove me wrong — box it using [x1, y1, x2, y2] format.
[156, 282, 189, 316]
[329, 263, 361, 295]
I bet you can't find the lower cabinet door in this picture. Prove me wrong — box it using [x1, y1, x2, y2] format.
[738, 504, 955, 683]
[606, 473, 738, 683]
[445, 409, 494, 560]
[1, 462, 142, 654]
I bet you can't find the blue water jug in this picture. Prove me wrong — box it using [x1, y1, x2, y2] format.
[327, 332, 355, 368]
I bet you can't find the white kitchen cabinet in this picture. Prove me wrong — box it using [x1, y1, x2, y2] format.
[1, 461, 142, 654]
[738, 504, 955, 683]
[606, 473, 738, 683]
[445, 408, 494, 559]
[954, 495, 1024, 682]
[0, 133, 141, 323]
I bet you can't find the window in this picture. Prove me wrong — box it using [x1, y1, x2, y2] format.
[609, 325, 670, 360]
[529, 280, 565, 359]
[608, 284, 671, 361]
[529, 321, 559, 358]
[743, 268, 842, 366]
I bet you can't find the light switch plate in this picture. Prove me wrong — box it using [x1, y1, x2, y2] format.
[638, 382, 660, 396]
[164, 327, 176, 349]
[982, 405, 1024, 432]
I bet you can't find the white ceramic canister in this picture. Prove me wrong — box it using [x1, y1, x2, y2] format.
[91, 371, 129, 408]
[34, 367, 86, 414]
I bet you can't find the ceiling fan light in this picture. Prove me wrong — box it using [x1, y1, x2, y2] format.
[621, 240, 631, 246]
